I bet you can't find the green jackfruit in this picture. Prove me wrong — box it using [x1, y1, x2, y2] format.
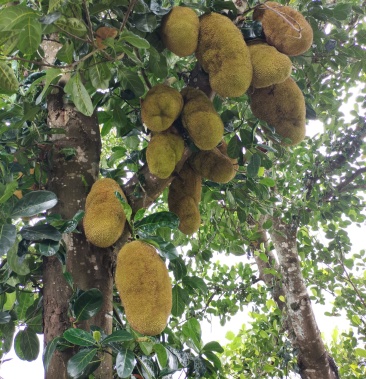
[141, 84, 183, 132]
[84, 178, 126, 248]
[190, 146, 237, 183]
[115, 240, 172, 336]
[253, 2, 313, 56]
[249, 77, 306, 145]
[146, 132, 185, 179]
[196, 12, 252, 97]
[168, 163, 202, 234]
[160, 6, 199, 57]
[181, 87, 224, 150]
[248, 41, 292, 88]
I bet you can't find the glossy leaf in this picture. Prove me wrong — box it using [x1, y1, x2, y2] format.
[11, 191, 58, 218]
[102, 330, 134, 345]
[20, 224, 62, 242]
[43, 336, 62, 372]
[73, 288, 103, 322]
[14, 327, 40, 361]
[115, 348, 135, 378]
[63, 329, 95, 347]
[0, 224, 17, 255]
[67, 348, 98, 378]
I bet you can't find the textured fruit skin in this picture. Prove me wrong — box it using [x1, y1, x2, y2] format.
[95, 26, 118, 49]
[190, 147, 237, 183]
[160, 6, 199, 57]
[83, 178, 126, 248]
[181, 87, 224, 150]
[196, 12, 252, 97]
[253, 2, 313, 56]
[168, 163, 202, 234]
[141, 84, 183, 132]
[249, 77, 306, 145]
[248, 41, 292, 88]
[146, 132, 185, 179]
[115, 241, 172, 336]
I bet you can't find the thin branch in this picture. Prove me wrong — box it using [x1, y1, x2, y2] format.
[82, 0, 95, 44]
[120, 0, 138, 33]
[336, 167, 366, 193]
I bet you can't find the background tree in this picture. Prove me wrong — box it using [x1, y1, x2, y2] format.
[0, 1, 365, 379]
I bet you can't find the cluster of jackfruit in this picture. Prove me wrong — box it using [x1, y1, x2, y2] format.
[83, 178, 127, 248]
[115, 240, 172, 336]
[168, 162, 202, 235]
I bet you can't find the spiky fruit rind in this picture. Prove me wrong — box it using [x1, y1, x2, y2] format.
[253, 2, 313, 56]
[181, 87, 224, 150]
[169, 195, 201, 235]
[160, 6, 199, 57]
[141, 84, 183, 132]
[250, 77, 306, 145]
[248, 41, 292, 88]
[196, 12, 252, 97]
[84, 178, 126, 247]
[146, 132, 185, 179]
[190, 148, 236, 183]
[115, 241, 172, 336]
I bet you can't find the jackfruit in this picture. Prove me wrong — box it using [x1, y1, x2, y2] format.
[253, 2, 313, 56]
[146, 132, 185, 179]
[84, 178, 127, 247]
[196, 12, 252, 97]
[160, 6, 199, 57]
[115, 240, 172, 336]
[249, 77, 306, 145]
[141, 84, 183, 132]
[248, 41, 292, 88]
[181, 87, 224, 150]
[95, 26, 118, 49]
[190, 147, 237, 183]
[168, 163, 202, 234]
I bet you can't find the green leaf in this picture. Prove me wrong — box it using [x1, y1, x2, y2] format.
[55, 17, 87, 37]
[43, 336, 62, 372]
[72, 73, 94, 116]
[101, 330, 134, 345]
[18, 18, 42, 54]
[0, 311, 11, 324]
[135, 211, 179, 232]
[148, 48, 168, 79]
[0, 321, 15, 354]
[37, 240, 60, 256]
[115, 348, 135, 378]
[56, 40, 74, 64]
[14, 327, 40, 361]
[0, 62, 19, 95]
[0, 5, 38, 32]
[171, 285, 189, 317]
[0, 180, 18, 204]
[120, 30, 150, 49]
[67, 348, 98, 378]
[118, 70, 145, 98]
[227, 135, 241, 158]
[74, 288, 103, 322]
[154, 343, 168, 368]
[63, 329, 95, 347]
[259, 177, 275, 187]
[182, 276, 208, 295]
[7, 241, 30, 276]
[0, 224, 17, 255]
[20, 224, 62, 242]
[247, 154, 261, 178]
[182, 318, 202, 352]
[35, 68, 62, 105]
[169, 256, 187, 280]
[355, 348, 366, 358]
[11, 190, 58, 218]
[201, 341, 224, 354]
[132, 13, 157, 33]
[89, 60, 112, 90]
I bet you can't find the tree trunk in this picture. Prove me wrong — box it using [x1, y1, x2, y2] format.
[43, 86, 110, 379]
[270, 217, 339, 379]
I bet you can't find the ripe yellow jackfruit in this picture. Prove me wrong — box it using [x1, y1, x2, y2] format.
[115, 240, 172, 336]
[141, 84, 183, 132]
[196, 12, 252, 97]
[249, 77, 306, 145]
[190, 147, 237, 183]
[168, 163, 202, 234]
[248, 41, 292, 88]
[160, 6, 199, 57]
[146, 132, 185, 179]
[181, 87, 224, 150]
[253, 2, 313, 56]
[84, 178, 126, 248]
